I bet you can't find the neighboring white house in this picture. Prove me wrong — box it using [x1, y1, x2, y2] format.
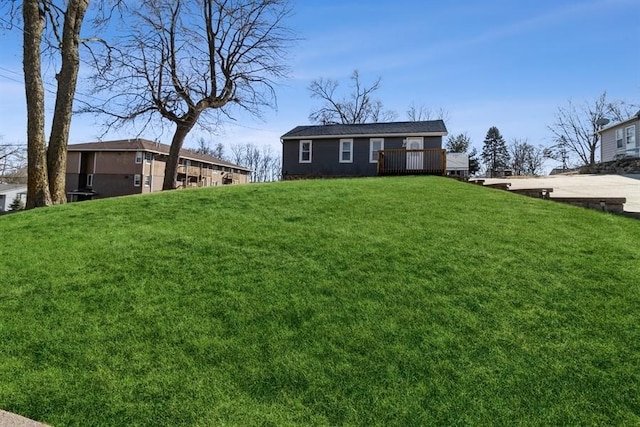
[0, 184, 27, 212]
[599, 111, 640, 162]
[446, 152, 469, 177]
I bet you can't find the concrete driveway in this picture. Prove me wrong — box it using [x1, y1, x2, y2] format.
[0, 410, 50, 427]
[482, 174, 640, 213]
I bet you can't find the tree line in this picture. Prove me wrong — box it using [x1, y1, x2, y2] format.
[193, 138, 281, 183]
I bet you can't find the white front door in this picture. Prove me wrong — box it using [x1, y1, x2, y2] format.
[406, 137, 424, 170]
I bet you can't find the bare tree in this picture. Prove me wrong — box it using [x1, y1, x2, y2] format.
[548, 91, 634, 166]
[230, 143, 280, 182]
[194, 137, 228, 161]
[86, 0, 294, 190]
[509, 138, 544, 176]
[211, 142, 225, 160]
[308, 70, 396, 124]
[406, 102, 449, 122]
[0, 141, 27, 184]
[194, 137, 213, 156]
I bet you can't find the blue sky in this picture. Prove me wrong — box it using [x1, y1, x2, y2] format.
[0, 0, 638, 167]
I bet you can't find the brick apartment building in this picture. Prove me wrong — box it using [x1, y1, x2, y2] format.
[65, 139, 251, 201]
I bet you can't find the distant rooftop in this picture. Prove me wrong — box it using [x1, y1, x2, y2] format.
[281, 120, 448, 140]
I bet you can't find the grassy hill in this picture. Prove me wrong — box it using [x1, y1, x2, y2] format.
[0, 176, 639, 426]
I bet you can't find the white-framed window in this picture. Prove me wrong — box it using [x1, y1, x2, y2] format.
[339, 139, 353, 163]
[133, 174, 141, 187]
[616, 129, 624, 149]
[626, 125, 636, 147]
[86, 174, 94, 187]
[144, 175, 151, 187]
[299, 140, 312, 163]
[369, 138, 384, 163]
[145, 152, 153, 163]
[135, 151, 143, 164]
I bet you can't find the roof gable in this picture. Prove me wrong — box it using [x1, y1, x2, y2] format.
[281, 120, 448, 140]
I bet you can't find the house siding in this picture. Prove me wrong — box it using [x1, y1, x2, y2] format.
[282, 135, 443, 178]
[601, 129, 617, 162]
[0, 187, 27, 212]
[66, 151, 144, 199]
[93, 174, 142, 198]
[600, 118, 640, 162]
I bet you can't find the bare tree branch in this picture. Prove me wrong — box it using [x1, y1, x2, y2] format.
[308, 70, 396, 124]
[547, 91, 636, 166]
[85, 0, 294, 190]
[407, 102, 450, 122]
[230, 142, 281, 182]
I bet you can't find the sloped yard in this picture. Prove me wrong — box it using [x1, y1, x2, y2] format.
[0, 177, 639, 425]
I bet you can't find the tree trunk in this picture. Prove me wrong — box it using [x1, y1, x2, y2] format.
[23, 0, 52, 209]
[47, 0, 89, 204]
[163, 122, 196, 190]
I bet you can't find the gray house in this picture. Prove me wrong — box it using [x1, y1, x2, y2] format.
[281, 120, 448, 179]
[0, 184, 27, 212]
[599, 111, 640, 162]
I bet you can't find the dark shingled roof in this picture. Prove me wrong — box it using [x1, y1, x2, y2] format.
[281, 120, 447, 139]
[67, 139, 251, 171]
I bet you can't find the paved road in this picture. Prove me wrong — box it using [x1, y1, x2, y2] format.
[482, 174, 640, 213]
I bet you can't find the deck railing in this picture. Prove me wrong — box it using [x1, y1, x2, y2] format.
[177, 165, 203, 176]
[377, 148, 447, 176]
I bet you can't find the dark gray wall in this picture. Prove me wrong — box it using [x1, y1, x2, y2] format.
[93, 174, 142, 198]
[282, 135, 442, 177]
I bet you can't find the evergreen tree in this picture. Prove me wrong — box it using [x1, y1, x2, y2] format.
[468, 147, 481, 175]
[9, 195, 25, 211]
[481, 126, 509, 176]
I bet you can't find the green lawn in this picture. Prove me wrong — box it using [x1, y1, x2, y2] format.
[0, 176, 639, 426]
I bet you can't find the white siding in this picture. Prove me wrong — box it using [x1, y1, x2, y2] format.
[0, 187, 27, 212]
[601, 129, 617, 162]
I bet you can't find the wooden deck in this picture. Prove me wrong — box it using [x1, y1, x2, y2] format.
[377, 149, 447, 176]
